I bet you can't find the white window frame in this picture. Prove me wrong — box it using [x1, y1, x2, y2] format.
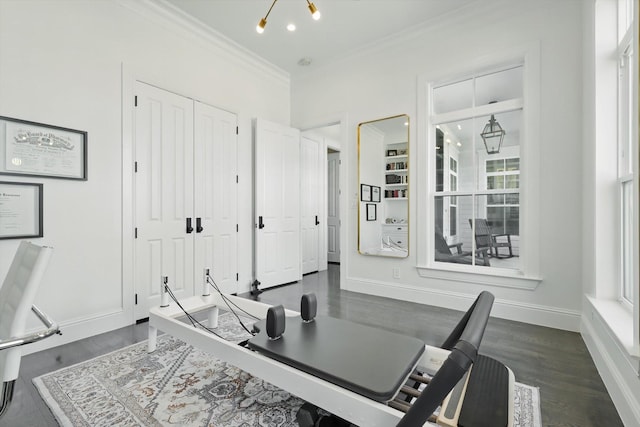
[617, 0, 636, 308]
[416, 46, 542, 290]
[587, 0, 639, 360]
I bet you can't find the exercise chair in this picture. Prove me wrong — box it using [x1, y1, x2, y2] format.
[0, 242, 60, 418]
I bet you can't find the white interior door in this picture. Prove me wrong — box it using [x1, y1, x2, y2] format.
[327, 151, 341, 263]
[134, 82, 195, 320]
[301, 135, 321, 274]
[194, 101, 238, 295]
[254, 118, 301, 289]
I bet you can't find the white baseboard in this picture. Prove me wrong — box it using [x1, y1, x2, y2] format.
[344, 276, 582, 331]
[21, 309, 132, 356]
[581, 310, 640, 427]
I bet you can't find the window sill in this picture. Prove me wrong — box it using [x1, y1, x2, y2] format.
[586, 296, 639, 358]
[416, 263, 542, 290]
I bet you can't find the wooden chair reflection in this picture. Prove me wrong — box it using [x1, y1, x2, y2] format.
[469, 219, 514, 259]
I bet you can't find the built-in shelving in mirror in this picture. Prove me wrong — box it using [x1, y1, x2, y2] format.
[358, 114, 409, 257]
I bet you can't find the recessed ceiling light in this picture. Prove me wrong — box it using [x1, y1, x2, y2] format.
[287, 23, 296, 31]
[457, 124, 462, 130]
[297, 57, 312, 66]
[456, 142, 462, 147]
[446, 138, 451, 143]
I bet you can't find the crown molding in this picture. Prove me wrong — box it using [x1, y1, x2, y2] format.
[114, 0, 289, 86]
[292, 0, 521, 78]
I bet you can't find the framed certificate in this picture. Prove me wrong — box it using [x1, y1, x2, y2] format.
[0, 181, 43, 239]
[372, 186, 381, 202]
[366, 203, 377, 221]
[0, 116, 87, 180]
[360, 184, 371, 202]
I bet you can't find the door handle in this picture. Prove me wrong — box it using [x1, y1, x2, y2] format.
[186, 218, 194, 234]
[196, 217, 203, 233]
[315, 215, 320, 226]
[258, 216, 265, 229]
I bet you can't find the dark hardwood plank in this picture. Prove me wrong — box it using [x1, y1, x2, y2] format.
[0, 264, 623, 426]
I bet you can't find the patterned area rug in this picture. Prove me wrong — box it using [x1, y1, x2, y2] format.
[34, 314, 541, 427]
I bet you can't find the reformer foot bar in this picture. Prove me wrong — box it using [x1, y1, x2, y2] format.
[148, 290, 513, 427]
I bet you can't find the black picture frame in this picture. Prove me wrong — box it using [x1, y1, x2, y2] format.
[366, 203, 377, 221]
[0, 115, 87, 180]
[372, 186, 381, 202]
[360, 184, 371, 202]
[386, 149, 398, 157]
[0, 181, 43, 239]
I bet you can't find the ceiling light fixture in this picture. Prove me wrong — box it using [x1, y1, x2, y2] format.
[257, 0, 321, 33]
[480, 114, 506, 154]
[307, 0, 321, 20]
[256, 0, 277, 33]
[287, 23, 296, 31]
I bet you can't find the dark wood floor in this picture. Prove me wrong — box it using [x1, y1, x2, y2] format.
[0, 264, 624, 426]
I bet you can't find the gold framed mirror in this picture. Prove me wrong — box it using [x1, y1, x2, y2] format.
[358, 114, 409, 257]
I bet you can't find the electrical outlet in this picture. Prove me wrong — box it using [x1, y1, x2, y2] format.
[393, 267, 400, 279]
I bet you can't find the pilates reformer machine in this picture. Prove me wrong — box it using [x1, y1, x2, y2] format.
[149, 273, 514, 427]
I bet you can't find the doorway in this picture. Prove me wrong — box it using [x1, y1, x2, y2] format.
[301, 123, 342, 267]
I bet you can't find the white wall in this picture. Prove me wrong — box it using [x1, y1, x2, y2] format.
[0, 0, 290, 351]
[291, 0, 584, 330]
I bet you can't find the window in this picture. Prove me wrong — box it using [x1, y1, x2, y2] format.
[618, 0, 636, 306]
[449, 157, 458, 236]
[622, 180, 634, 304]
[486, 158, 520, 236]
[430, 66, 524, 271]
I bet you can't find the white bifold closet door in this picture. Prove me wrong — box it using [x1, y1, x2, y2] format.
[254, 118, 301, 289]
[194, 101, 238, 295]
[134, 82, 237, 320]
[134, 82, 194, 320]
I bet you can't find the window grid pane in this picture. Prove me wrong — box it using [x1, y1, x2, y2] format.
[476, 195, 520, 266]
[622, 181, 634, 304]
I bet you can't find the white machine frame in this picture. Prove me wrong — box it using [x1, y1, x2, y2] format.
[148, 293, 513, 427]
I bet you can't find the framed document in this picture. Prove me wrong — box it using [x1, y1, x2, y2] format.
[360, 184, 371, 202]
[372, 186, 381, 202]
[0, 116, 87, 180]
[366, 203, 377, 221]
[0, 181, 43, 239]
